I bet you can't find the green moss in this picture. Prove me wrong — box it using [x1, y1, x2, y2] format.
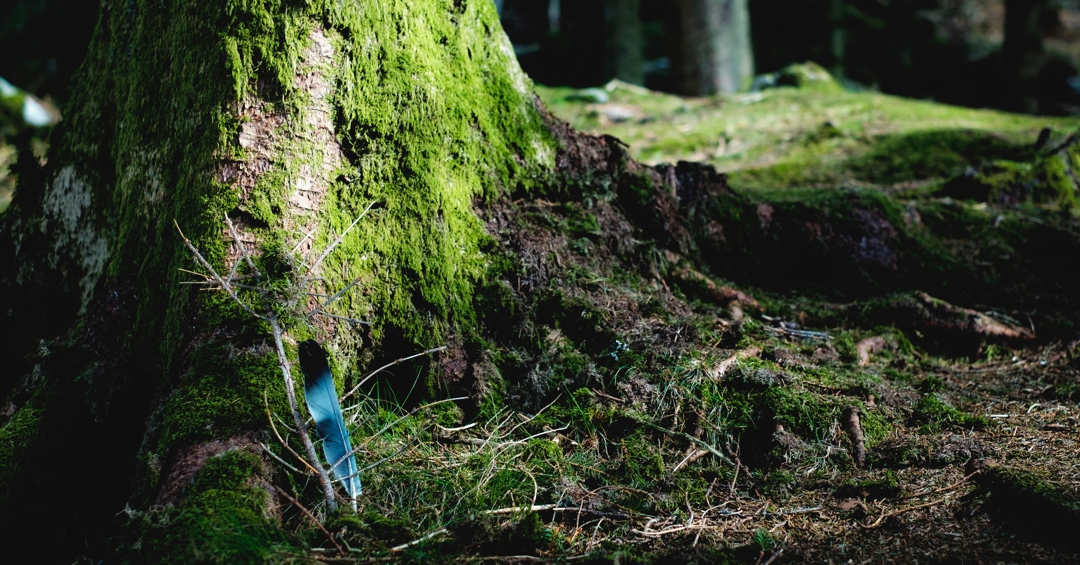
[760, 469, 798, 498]
[981, 466, 1080, 512]
[157, 340, 289, 451]
[911, 394, 987, 432]
[917, 375, 947, 394]
[620, 433, 666, 485]
[849, 129, 1032, 185]
[0, 405, 43, 510]
[765, 62, 845, 93]
[118, 450, 290, 564]
[858, 409, 892, 448]
[759, 387, 838, 442]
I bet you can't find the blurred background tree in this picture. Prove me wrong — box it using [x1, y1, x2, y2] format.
[496, 0, 1080, 113]
[5, 0, 1080, 211]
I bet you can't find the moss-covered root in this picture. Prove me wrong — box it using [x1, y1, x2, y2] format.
[976, 465, 1080, 550]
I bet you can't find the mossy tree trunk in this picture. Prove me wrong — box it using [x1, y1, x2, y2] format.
[670, 0, 754, 95]
[0, 0, 560, 560]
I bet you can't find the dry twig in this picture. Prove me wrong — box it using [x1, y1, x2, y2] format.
[273, 485, 344, 555]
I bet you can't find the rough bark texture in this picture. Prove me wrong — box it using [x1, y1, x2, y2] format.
[671, 0, 754, 95]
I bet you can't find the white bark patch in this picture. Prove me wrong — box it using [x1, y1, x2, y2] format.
[41, 165, 109, 312]
[289, 28, 343, 219]
[121, 150, 166, 214]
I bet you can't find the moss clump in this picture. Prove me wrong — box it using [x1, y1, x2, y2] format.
[117, 450, 290, 564]
[911, 394, 987, 431]
[940, 140, 1080, 210]
[849, 129, 1033, 186]
[759, 387, 838, 442]
[157, 341, 287, 451]
[326, 512, 413, 550]
[917, 375, 947, 394]
[0, 405, 43, 511]
[755, 61, 845, 93]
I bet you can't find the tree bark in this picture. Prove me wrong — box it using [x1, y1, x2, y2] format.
[1002, 0, 1049, 113]
[670, 0, 754, 95]
[0, 0, 560, 560]
[605, 0, 645, 85]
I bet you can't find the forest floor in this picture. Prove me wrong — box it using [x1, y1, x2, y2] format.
[134, 71, 1080, 564]
[524, 76, 1080, 564]
[256, 75, 1078, 564]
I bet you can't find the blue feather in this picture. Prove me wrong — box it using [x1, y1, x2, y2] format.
[299, 340, 361, 499]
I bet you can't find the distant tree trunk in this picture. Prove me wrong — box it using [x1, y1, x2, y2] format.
[605, 0, 645, 85]
[1002, 0, 1048, 113]
[560, 0, 608, 85]
[671, 0, 754, 95]
[549, 0, 561, 33]
[830, 0, 846, 82]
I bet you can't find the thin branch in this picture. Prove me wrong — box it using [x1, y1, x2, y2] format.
[761, 549, 784, 565]
[861, 495, 954, 529]
[291, 221, 322, 254]
[306, 278, 362, 321]
[495, 426, 569, 449]
[177, 267, 212, 281]
[670, 449, 709, 476]
[900, 470, 980, 500]
[273, 485, 344, 555]
[642, 421, 735, 467]
[354, 397, 466, 451]
[269, 313, 339, 512]
[358, 442, 412, 473]
[305, 201, 377, 277]
[390, 528, 448, 552]
[261, 442, 301, 474]
[342, 346, 448, 402]
[264, 390, 319, 475]
[483, 504, 560, 515]
[224, 212, 260, 281]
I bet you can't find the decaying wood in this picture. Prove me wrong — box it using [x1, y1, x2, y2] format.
[856, 336, 889, 366]
[842, 406, 867, 468]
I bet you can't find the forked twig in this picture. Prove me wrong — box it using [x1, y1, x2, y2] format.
[174, 220, 264, 321]
[273, 485, 345, 555]
[224, 212, 261, 280]
[861, 495, 954, 529]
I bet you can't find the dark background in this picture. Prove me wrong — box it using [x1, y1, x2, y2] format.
[1, 1, 1079, 127]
